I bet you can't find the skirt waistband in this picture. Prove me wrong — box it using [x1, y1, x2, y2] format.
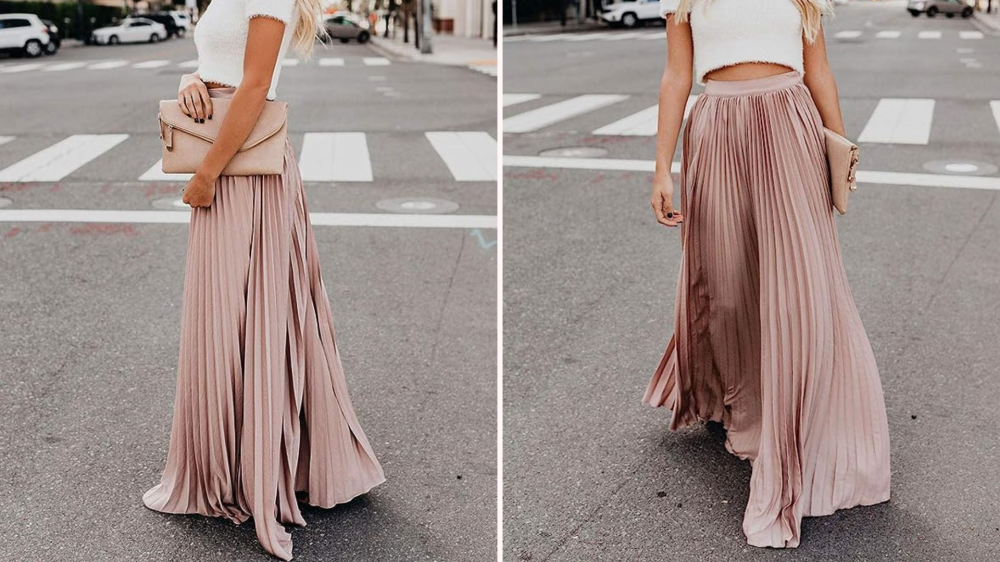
[703, 70, 803, 97]
[207, 87, 237, 99]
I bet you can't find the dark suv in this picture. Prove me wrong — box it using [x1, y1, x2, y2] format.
[143, 13, 184, 38]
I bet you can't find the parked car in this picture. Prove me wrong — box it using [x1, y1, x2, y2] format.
[600, 0, 661, 28]
[91, 18, 167, 45]
[169, 11, 192, 33]
[907, 0, 974, 17]
[40, 19, 61, 54]
[143, 13, 184, 38]
[0, 13, 52, 58]
[322, 13, 371, 43]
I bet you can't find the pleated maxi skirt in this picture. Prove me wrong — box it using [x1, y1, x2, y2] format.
[643, 71, 890, 548]
[143, 88, 385, 561]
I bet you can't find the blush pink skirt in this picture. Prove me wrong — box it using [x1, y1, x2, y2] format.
[643, 71, 891, 548]
[143, 88, 385, 561]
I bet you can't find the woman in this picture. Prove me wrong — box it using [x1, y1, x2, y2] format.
[643, 0, 891, 549]
[141, 0, 385, 559]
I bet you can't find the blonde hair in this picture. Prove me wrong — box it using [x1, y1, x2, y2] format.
[671, 0, 833, 43]
[290, 0, 329, 59]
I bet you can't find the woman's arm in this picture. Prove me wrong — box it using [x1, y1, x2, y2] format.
[650, 14, 693, 228]
[182, 17, 287, 207]
[802, 25, 846, 137]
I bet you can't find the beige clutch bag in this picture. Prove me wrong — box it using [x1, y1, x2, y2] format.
[157, 98, 288, 176]
[823, 127, 860, 215]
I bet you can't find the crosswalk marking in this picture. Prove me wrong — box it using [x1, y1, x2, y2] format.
[506, 29, 978, 43]
[639, 31, 666, 40]
[526, 34, 567, 43]
[834, 30, 862, 39]
[89, 60, 128, 70]
[503, 93, 541, 107]
[0, 134, 128, 182]
[960, 31, 984, 40]
[918, 30, 941, 39]
[425, 132, 497, 181]
[139, 159, 192, 182]
[281, 58, 300, 66]
[298, 132, 373, 182]
[563, 33, 608, 42]
[43, 62, 87, 71]
[991, 101, 1000, 138]
[0, 63, 45, 73]
[858, 98, 935, 145]
[178, 60, 199, 68]
[363, 57, 391, 66]
[591, 95, 697, 136]
[319, 57, 345, 66]
[603, 31, 645, 41]
[503, 94, 628, 133]
[875, 30, 901, 39]
[0, 136, 14, 147]
[133, 60, 170, 69]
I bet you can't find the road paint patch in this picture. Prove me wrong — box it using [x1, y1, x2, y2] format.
[592, 96, 697, 136]
[426, 132, 498, 181]
[470, 229, 497, 249]
[177, 60, 199, 68]
[0, 63, 45, 73]
[960, 31, 984, 40]
[875, 30, 901, 39]
[991, 101, 1000, 139]
[133, 60, 171, 69]
[503, 94, 541, 107]
[834, 30, 862, 39]
[503, 94, 628, 133]
[0, 134, 129, 182]
[363, 57, 391, 66]
[858, 98, 935, 145]
[42, 62, 87, 71]
[319, 57, 345, 66]
[298, 132, 373, 182]
[139, 159, 193, 182]
[0, 136, 13, 147]
[0, 209, 496, 229]
[918, 30, 942, 39]
[281, 58, 300, 66]
[88, 60, 128, 70]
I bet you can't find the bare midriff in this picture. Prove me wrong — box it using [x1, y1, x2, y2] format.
[703, 62, 795, 82]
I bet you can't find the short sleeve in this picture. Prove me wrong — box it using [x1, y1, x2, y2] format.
[245, 0, 296, 24]
[659, 0, 680, 17]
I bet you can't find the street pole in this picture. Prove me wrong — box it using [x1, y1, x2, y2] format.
[419, 0, 432, 54]
[76, 0, 84, 41]
[511, 0, 517, 28]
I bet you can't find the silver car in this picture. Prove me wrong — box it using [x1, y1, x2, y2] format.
[907, 0, 975, 18]
[322, 13, 371, 44]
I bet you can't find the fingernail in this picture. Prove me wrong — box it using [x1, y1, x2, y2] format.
[208, 115, 212, 120]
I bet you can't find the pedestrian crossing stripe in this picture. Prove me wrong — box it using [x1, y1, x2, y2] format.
[0, 57, 391, 75]
[591, 96, 697, 136]
[857, 99, 935, 145]
[503, 94, 628, 133]
[89, 60, 129, 70]
[504, 29, 985, 43]
[0, 132, 498, 183]
[918, 30, 942, 39]
[991, 101, 1000, 138]
[319, 57, 345, 66]
[133, 60, 171, 69]
[503, 94, 541, 107]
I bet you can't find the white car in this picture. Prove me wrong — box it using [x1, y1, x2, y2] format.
[0, 13, 51, 58]
[601, 0, 662, 28]
[169, 11, 192, 32]
[91, 18, 167, 45]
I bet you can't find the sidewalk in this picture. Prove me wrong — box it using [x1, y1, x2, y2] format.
[973, 8, 1000, 32]
[503, 19, 605, 37]
[370, 31, 496, 70]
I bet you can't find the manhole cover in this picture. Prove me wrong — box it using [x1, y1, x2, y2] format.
[150, 197, 190, 210]
[538, 146, 609, 158]
[0, 197, 12, 209]
[375, 197, 459, 214]
[923, 159, 997, 176]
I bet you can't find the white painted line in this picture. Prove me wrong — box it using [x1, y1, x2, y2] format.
[526, 34, 567, 42]
[425, 132, 497, 181]
[298, 132, 373, 182]
[960, 31, 984, 40]
[834, 30, 863, 39]
[639, 31, 667, 40]
[991, 101, 1000, 139]
[139, 159, 193, 181]
[0, 209, 497, 229]
[0, 134, 129, 182]
[563, 33, 607, 42]
[281, 58, 300, 66]
[42, 62, 87, 72]
[133, 60, 171, 69]
[503, 94, 628, 133]
[857, 98, 935, 145]
[0, 136, 13, 147]
[503, 35, 529, 43]
[918, 30, 942, 39]
[591, 95, 697, 136]
[875, 30, 901, 39]
[957, 47, 975, 53]
[502, 155, 1000, 191]
[88, 60, 128, 70]
[602, 31, 644, 41]
[177, 60, 199, 68]
[319, 57, 345, 66]
[503, 93, 541, 107]
[0, 63, 45, 73]
[363, 57, 391, 66]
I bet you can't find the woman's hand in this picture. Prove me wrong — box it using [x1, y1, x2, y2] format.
[651, 174, 684, 227]
[181, 172, 217, 208]
[177, 73, 214, 124]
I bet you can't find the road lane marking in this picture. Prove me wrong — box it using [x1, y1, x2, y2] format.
[88, 60, 128, 70]
[960, 31, 984, 39]
[857, 98, 935, 145]
[363, 57, 391, 66]
[503, 35, 529, 43]
[0, 136, 13, 147]
[139, 159, 193, 181]
[425, 132, 497, 181]
[834, 30, 862, 39]
[133, 60, 171, 69]
[178, 60, 199, 68]
[591, 96, 697, 136]
[503, 155, 1000, 190]
[918, 31, 941, 39]
[0, 209, 497, 229]
[298, 132, 373, 182]
[43, 62, 88, 71]
[991, 101, 1000, 138]
[0, 63, 45, 73]
[526, 34, 567, 42]
[639, 31, 666, 40]
[503, 93, 541, 107]
[0, 134, 128, 182]
[319, 57, 345, 66]
[602, 31, 645, 41]
[503, 94, 628, 133]
[281, 58, 300, 66]
[875, 30, 901, 39]
[563, 33, 607, 42]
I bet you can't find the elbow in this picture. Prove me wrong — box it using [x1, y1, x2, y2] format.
[237, 77, 272, 99]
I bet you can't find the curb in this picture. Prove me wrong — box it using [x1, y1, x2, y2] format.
[502, 22, 606, 37]
[972, 11, 1000, 33]
[368, 35, 497, 72]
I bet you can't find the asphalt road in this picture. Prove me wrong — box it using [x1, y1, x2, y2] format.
[0, 34, 497, 561]
[503, 2, 1000, 561]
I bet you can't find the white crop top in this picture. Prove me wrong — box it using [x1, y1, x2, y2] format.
[193, 0, 298, 101]
[659, 0, 808, 85]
